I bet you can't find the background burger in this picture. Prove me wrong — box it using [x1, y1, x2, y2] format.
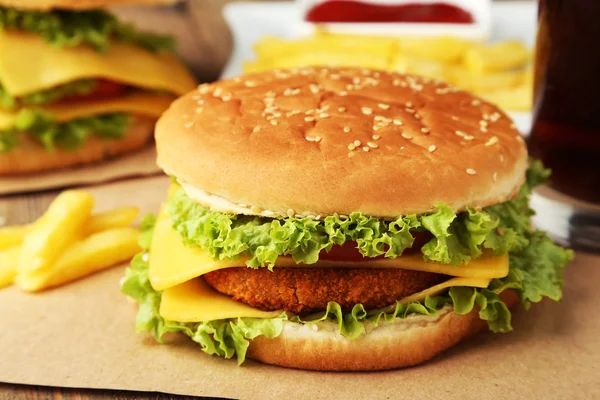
[0, 0, 196, 175]
[122, 67, 572, 371]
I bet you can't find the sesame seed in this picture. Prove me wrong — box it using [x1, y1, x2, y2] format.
[183, 114, 190, 119]
[309, 84, 320, 94]
[305, 136, 318, 142]
[244, 80, 258, 87]
[401, 133, 413, 140]
[471, 99, 481, 106]
[406, 102, 413, 108]
[319, 113, 330, 118]
[373, 125, 380, 131]
[451, 116, 459, 121]
[510, 123, 517, 129]
[421, 128, 430, 133]
[500, 154, 505, 162]
[197, 99, 205, 105]
[330, 74, 341, 80]
[315, 215, 322, 220]
[199, 85, 210, 94]
[192, 94, 200, 100]
[406, 108, 415, 114]
[392, 79, 401, 86]
[428, 145, 437, 153]
[343, 126, 351, 133]
[354, 140, 361, 146]
[464, 135, 474, 141]
[455, 130, 466, 138]
[286, 110, 300, 117]
[367, 141, 379, 149]
[485, 136, 499, 146]
[516, 135, 524, 143]
[266, 90, 276, 97]
[338, 107, 346, 112]
[480, 120, 488, 126]
[362, 107, 373, 115]
[348, 143, 356, 150]
[305, 116, 315, 122]
[378, 103, 390, 110]
[362, 146, 370, 152]
[401, 146, 405, 150]
[314, 136, 322, 143]
[196, 107, 203, 113]
[251, 206, 262, 213]
[372, 134, 380, 140]
[213, 87, 223, 97]
[348, 152, 356, 158]
[305, 109, 314, 115]
[339, 91, 348, 96]
[287, 209, 295, 217]
[481, 127, 488, 133]
[493, 172, 498, 182]
[184, 122, 194, 129]
[270, 120, 278, 126]
[252, 126, 261, 133]
[393, 119, 403, 126]
[466, 168, 477, 175]
[373, 71, 381, 78]
[414, 114, 421, 120]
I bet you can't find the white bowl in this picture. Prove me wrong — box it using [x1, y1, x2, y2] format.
[295, 0, 492, 41]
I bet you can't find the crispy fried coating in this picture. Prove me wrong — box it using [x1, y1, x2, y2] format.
[203, 267, 448, 315]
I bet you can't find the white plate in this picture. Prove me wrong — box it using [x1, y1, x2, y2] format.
[221, 0, 537, 134]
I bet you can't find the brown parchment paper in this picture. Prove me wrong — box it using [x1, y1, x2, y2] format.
[0, 146, 162, 196]
[0, 177, 599, 400]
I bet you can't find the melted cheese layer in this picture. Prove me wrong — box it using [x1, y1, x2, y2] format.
[0, 92, 175, 130]
[0, 31, 196, 97]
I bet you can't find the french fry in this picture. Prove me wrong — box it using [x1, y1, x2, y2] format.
[0, 224, 31, 250]
[83, 207, 140, 236]
[398, 36, 472, 64]
[18, 190, 94, 275]
[390, 55, 451, 81]
[0, 246, 20, 289]
[469, 69, 526, 92]
[464, 41, 530, 73]
[16, 227, 141, 292]
[480, 84, 533, 112]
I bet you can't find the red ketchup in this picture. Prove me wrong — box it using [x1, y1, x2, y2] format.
[305, 0, 475, 24]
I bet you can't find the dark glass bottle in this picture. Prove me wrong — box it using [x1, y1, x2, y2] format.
[528, 0, 600, 203]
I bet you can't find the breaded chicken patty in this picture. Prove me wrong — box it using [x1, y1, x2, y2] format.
[203, 267, 448, 314]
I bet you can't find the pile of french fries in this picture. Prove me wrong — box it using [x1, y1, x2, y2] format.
[245, 33, 533, 111]
[0, 190, 141, 292]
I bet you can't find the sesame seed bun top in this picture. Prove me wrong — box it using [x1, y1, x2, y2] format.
[0, 0, 176, 11]
[156, 67, 528, 218]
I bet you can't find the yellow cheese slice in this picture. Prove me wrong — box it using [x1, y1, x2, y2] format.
[0, 92, 175, 130]
[398, 277, 491, 304]
[0, 31, 197, 97]
[149, 209, 509, 291]
[159, 275, 490, 322]
[160, 277, 282, 322]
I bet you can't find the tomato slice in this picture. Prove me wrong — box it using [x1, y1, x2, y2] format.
[81, 80, 126, 100]
[320, 231, 433, 262]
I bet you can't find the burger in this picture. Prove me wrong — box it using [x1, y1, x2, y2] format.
[0, 0, 196, 175]
[122, 67, 573, 371]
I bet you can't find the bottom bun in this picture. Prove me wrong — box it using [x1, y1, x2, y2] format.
[247, 290, 518, 371]
[0, 115, 156, 175]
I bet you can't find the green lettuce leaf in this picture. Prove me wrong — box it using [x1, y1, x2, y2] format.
[0, 7, 175, 53]
[168, 192, 517, 268]
[0, 109, 131, 153]
[0, 79, 97, 109]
